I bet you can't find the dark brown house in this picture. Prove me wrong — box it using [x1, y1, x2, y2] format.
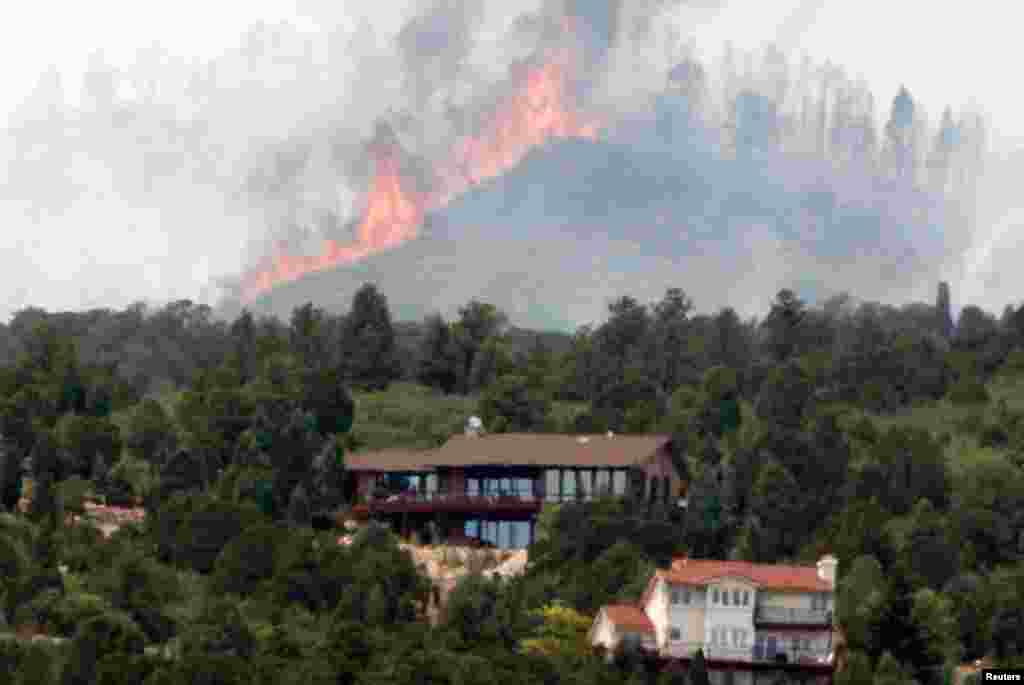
[347, 432, 683, 548]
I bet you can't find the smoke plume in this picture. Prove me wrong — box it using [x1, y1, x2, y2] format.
[0, 0, 1015, 329]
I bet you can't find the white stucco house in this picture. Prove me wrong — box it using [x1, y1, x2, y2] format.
[591, 555, 839, 685]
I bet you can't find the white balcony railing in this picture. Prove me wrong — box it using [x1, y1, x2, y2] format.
[660, 641, 831, 665]
[754, 606, 832, 625]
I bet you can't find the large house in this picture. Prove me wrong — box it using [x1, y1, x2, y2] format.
[346, 431, 684, 549]
[589, 556, 839, 685]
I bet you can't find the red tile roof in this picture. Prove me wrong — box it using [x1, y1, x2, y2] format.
[659, 558, 832, 592]
[603, 604, 655, 633]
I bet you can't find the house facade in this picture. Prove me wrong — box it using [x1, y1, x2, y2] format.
[346, 432, 684, 549]
[591, 556, 839, 685]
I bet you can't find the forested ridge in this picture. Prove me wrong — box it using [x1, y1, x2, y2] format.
[2, 280, 1024, 684]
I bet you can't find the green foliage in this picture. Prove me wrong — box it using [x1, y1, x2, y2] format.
[178, 598, 256, 660]
[519, 601, 592, 659]
[62, 610, 146, 685]
[479, 374, 552, 432]
[342, 283, 402, 390]
[54, 413, 122, 479]
[0, 640, 59, 685]
[126, 399, 177, 462]
[210, 523, 289, 597]
[948, 374, 990, 406]
[836, 555, 887, 653]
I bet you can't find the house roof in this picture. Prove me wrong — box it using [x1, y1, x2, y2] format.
[346, 448, 437, 473]
[602, 604, 655, 634]
[659, 558, 833, 592]
[346, 433, 672, 472]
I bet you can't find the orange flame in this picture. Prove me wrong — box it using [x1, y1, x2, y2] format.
[240, 43, 602, 301]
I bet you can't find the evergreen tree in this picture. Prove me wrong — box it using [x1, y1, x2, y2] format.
[935, 282, 954, 339]
[417, 314, 459, 394]
[342, 283, 401, 390]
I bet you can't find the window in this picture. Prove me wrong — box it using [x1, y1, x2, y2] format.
[580, 470, 593, 500]
[613, 470, 627, 496]
[722, 589, 730, 606]
[671, 589, 682, 605]
[733, 590, 741, 606]
[743, 591, 750, 606]
[595, 469, 611, 495]
[545, 470, 560, 502]
[670, 628, 681, 641]
[562, 470, 577, 500]
[712, 589, 719, 604]
[683, 589, 691, 605]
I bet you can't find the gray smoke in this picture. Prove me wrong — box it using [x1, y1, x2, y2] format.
[0, 0, 1013, 329]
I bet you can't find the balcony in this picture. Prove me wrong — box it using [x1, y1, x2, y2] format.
[356, 491, 544, 515]
[754, 606, 832, 626]
[660, 641, 832, 666]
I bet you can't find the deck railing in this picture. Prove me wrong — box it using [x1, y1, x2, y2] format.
[661, 641, 831, 665]
[754, 606, 832, 625]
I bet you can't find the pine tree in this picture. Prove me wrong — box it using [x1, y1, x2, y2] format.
[935, 282, 954, 339]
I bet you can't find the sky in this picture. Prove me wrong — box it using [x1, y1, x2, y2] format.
[0, 0, 1020, 324]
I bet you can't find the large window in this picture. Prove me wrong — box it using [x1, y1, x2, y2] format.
[545, 469, 561, 502]
[612, 470, 627, 496]
[595, 469, 611, 495]
[579, 469, 594, 500]
[562, 470, 577, 500]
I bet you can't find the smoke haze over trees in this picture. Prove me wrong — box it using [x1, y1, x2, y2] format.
[0, 0, 1018, 329]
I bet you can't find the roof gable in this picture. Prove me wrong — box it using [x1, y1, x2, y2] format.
[602, 604, 655, 634]
[661, 558, 832, 593]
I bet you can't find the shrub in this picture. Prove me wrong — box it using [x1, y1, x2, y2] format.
[54, 520, 106, 573]
[13, 588, 63, 633]
[95, 653, 164, 685]
[0, 512, 37, 550]
[210, 523, 288, 596]
[0, 532, 31, 581]
[96, 548, 181, 614]
[948, 375, 990, 406]
[0, 639, 58, 685]
[62, 611, 146, 685]
[130, 606, 177, 644]
[47, 591, 110, 637]
[56, 477, 92, 518]
[178, 599, 256, 659]
[176, 498, 265, 574]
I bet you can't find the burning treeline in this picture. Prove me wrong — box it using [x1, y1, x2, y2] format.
[236, 0, 989, 309]
[240, 16, 603, 301]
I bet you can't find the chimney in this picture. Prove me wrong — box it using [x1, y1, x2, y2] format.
[465, 416, 483, 438]
[817, 555, 838, 588]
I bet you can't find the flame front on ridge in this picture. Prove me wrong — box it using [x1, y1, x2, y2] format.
[240, 36, 602, 301]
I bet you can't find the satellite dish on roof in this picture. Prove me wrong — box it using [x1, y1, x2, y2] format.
[465, 416, 483, 437]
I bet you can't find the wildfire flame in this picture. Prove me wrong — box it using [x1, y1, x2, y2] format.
[240, 37, 602, 301]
